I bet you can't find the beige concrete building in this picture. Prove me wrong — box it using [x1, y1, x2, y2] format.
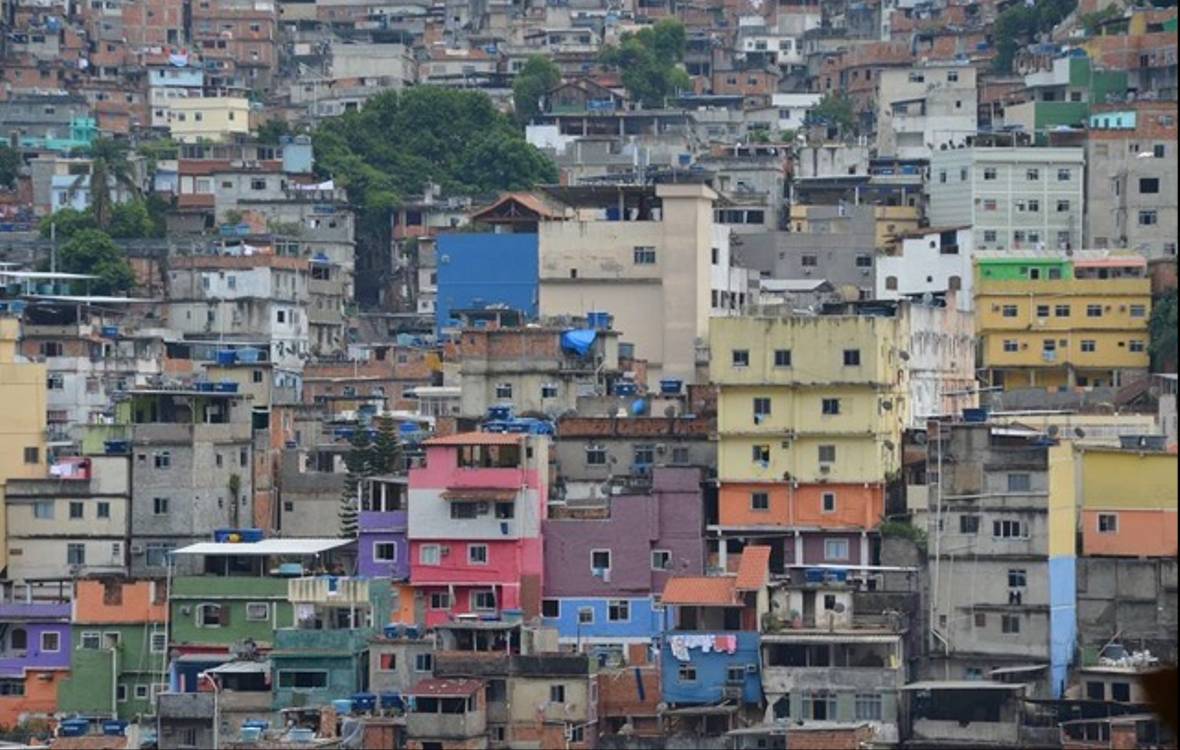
[0, 315, 49, 574]
[538, 183, 747, 384]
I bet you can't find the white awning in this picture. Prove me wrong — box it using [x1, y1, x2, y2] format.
[172, 538, 353, 557]
[989, 664, 1048, 676]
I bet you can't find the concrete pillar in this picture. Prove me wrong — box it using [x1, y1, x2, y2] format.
[794, 532, 803, 566]
[717, 536, 728, 571]
[859, 531, 869, 574]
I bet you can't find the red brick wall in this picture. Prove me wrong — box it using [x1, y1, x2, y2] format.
[788, 724, 875, 749]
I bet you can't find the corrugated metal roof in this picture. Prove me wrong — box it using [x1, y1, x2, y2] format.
[207, 659, 271, 675]
[171, 538, 353, 557]
[660, 576, 738, 606]
[734, 545, 771, 591]
[901, 680, 1024, 690]
[408, 678, 484, 697]
[425, 432, 525, 447]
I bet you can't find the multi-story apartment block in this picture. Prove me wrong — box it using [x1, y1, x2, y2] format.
[0, 315, 48, 510]
[875, 63, 978, 160]
[974, 251, 1152, 389]
[0, 594, 70, 727]
[358, 474, 410, 580]
[147, 64, 205, 131]
[1085, 102, 1178, 259]
[876, 226, 973, 307]
[540, 467, 705, 658]
[168, 97, 252, 144]
[708, 310, 907, 572]
[928, 147, 1085, 251]
[408, 433, 548, 627]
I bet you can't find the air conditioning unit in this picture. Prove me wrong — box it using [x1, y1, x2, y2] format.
[781, 440, 791, 449]
[745, 664, 758, 674]
[131, 544, 145, 555]
[439, 545, 451, 556]
[819, 464, 831, 474]
[656, 444, 666, 454]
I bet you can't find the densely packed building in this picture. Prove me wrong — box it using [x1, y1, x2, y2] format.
[0, 0, 1176, 745]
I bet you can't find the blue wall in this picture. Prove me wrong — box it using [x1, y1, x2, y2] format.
[436, 233, 538, 335]
[1048, 555, 1077, 699]
[541, 597, 661, 644]
[659, 631, 762, 705]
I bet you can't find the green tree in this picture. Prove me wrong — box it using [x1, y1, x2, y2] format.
[1150, 290, 1177, 373]
[256, 118, 294, 144]
[65, 138, 141, 229]
[992, 0, 1078, 72]
[108, 200, 156, 239]
[0, 145, 20, 189]
[600, 19, 691, 108]
[340, 427, 373, 537]
[513, 55, 562, 124]
[369, 416, 403, 475]
[56, 230, 136, 295]
[810, 92, 856, 133]
[38, 207, 96, 240]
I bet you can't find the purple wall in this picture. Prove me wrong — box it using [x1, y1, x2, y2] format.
[358, 510, 409, 580]
[801, 531, 865, 566]
[0, 602, 71, 677]
[543, 467, 704, 597]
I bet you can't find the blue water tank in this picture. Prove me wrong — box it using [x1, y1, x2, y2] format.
[236, 348, 260, 363]
[102, 720, 127, 736]
[352, 692, 377, 712]
[104, 440, 130, 455]
[332, 698, 354, 715]
[101, 325, 119, 338]
[242, 720, 270, 730]
[587, 311, 612, 329]
[384, 624, 402, 639]
[59, 719, 89, 737]
[614, 382, 637, 396]
[962, 407, 989, 423]
[804, 568, 824, 584]
[659, 379, 683, 395]
[239, 727, 262, 742]
[215, 381, 239, 393]
[630, 398, 647, 415]
[214, 528, 264, 543]
[380, 692, 403, 710]
[404, 625, 420, 639]
[217, 349, 236, 365]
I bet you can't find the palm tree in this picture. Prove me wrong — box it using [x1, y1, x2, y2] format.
[66, 138, 141, 228]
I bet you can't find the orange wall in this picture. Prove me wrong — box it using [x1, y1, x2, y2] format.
[74, 580, 167, 624]
[1082, 509, 1178, 557]
[0, 669, 64, 727]
[718, 482, 884, 529]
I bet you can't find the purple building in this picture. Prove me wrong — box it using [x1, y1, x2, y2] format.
[540, 467, 705, 652]
[357, 476, 409, 580]
[0, 598, 71, 707]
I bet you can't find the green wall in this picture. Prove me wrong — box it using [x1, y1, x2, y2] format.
[170, 577, 291, 647]
[57, 624, 166, 720]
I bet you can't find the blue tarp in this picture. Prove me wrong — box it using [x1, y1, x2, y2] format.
[561, 329, 597, 357]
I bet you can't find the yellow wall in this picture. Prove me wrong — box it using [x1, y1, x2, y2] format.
[1079, 449, 1178, 511]
[718, 434, 897, 484]
[169, 97, 251, 143]
[1047, 441, 1078, 558]
[0, 317, 48, 574]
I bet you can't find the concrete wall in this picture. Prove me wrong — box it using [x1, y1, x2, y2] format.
[1076, 556, 1178, 664]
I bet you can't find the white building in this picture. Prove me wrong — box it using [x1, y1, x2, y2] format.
[772, 93, 823, 132]
[876, 226, 974, 310]
[927, 147, 1085, 251]
[876, 64, 978, 160]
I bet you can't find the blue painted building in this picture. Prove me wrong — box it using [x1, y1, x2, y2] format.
[541, 596, 662, 646]
[659, 630, 762, 706]
[435, 233, 538, 336]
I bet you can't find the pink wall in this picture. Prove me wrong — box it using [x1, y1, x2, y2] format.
[1082, 509, 1177, 557]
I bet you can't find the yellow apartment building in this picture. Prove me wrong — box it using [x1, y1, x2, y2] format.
[974, 251, 1151, 389]
[0, 315, 49, 572]
[168, 96, 252, 143]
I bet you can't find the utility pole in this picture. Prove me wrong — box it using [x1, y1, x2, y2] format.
[50, 221, 56, 273]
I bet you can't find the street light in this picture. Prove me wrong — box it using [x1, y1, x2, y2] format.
[199, 671, 222, 749]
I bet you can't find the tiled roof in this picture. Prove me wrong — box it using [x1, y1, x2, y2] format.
[735, 545, 771, 591]
[409, 677, 484, 697]
[425, 432, 525, 447]
[661, 576, 738, 606]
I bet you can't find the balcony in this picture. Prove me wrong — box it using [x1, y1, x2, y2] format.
[406, 705, 486, 739]
[287, 576, 369, 607]
[445, 468, 526, 491]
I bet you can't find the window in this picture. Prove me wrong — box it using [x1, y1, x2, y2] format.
[40, 632, 60, 652]
[67, 544, 85, 566]
[81, 632, 101, 650]
[24, 447, 39, 465]
[1111, 682, 1131, 702]
[886, 276, 898, 290]
[801, 254, 818, 267]
[549, 684, 566, 703]
[751, 492, 769, 511]
[753, 397, 771, 421]
[154, 451, 171, 469]
[1001, 615, 1020, 634]
[150, 632, 167, 653]
[494, 502, 514, 519]
[993, 520, 1027, 538]
[1008, 569, 1027, 588]
[1057, 168, 1071, 181]
[591, 550, 612, 573]
[1098, 513, 1118, 533]
[414, 653, 433, 672]
[633, 246, 657, 264]
[671, 447, 689, 464]
[939, 170, 947, 184]
[419, 545, 441, 565]
[752, 445, 770, 464]
[471, 590, 496, 611]
[804, 690, 836, 720]
[429, 592, 451, 609]
[608, 600, 630, 622]
[116, 684, 127, 702]
[855, 254, 872, 268]
[818, 445, 836, 463]
[678, 664, 697, 682]
[843, 349, 860, 366]
[1026, 168, 1039, 181]
[586, 446, 606, 466]
[153, 497, 169, 515]
[983, 167, 997, 181]
[278, 671, 328, 689]
[726, 665, 746, 684]
[578, 607, 594, 624]
[975, 613, 987, 628]
[824, 538, 849, 561]
[450, 502, 479, 520]
[246, 603, 269, 621]
[821, 493, 836, 513]
[822, 398, 840, 415]
[196, 604, 222, 628]
[651, 550, 672, 570]
[634, 444, 655, 465]
[1129, 304, 1146, 318]
[1003, 340, 1019, 353]
[1087, 304, 1103, 318]
[145, 544, 174, 568]
[495, 383, 512, 399]
[33, 501, 54, 520]
[1035, 304, 1050, 318]
[374, 542, 397, 562]
[1130, 340, 1145, 353]
[540, 383, 558, 399]
[468, 544, 489, 565]
[1139, 210, 1158, 226]
[855, 692, 882, 721]
[1027, 199, 1040, 213]
[960, 515, 980, 534]
[542, 600, 560, 618]
[732, 349, 749, 367]
[774, 349, 791, 367]
[1002, 305, 1019, 318]
[1055, 304, 1070, 317]
[1081, 340, 1096, 353]
[1007, 473, 1031, 492]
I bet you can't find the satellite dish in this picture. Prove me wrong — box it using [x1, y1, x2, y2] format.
[833, 602, 846, 613]
[921, 292, 934, 306]
[898, 350, 910, 361]
[883, 440, 895, 451]
[1074, 427, 1086, 438]
[1047, 425, 1059, 437]
[664, 405, 678, 418]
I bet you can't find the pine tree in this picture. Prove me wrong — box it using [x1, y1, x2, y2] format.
[340, 427, 372, 538]
[370, 415, 403, 476]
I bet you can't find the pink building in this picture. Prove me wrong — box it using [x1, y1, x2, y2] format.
[407, 433, 548, 627]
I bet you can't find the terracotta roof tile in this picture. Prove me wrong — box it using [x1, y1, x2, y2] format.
[661, 576, 738, 606]
[735, 545, 771, 591]
[425, 432, 525, 447]
[409, 677, 484, 696]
